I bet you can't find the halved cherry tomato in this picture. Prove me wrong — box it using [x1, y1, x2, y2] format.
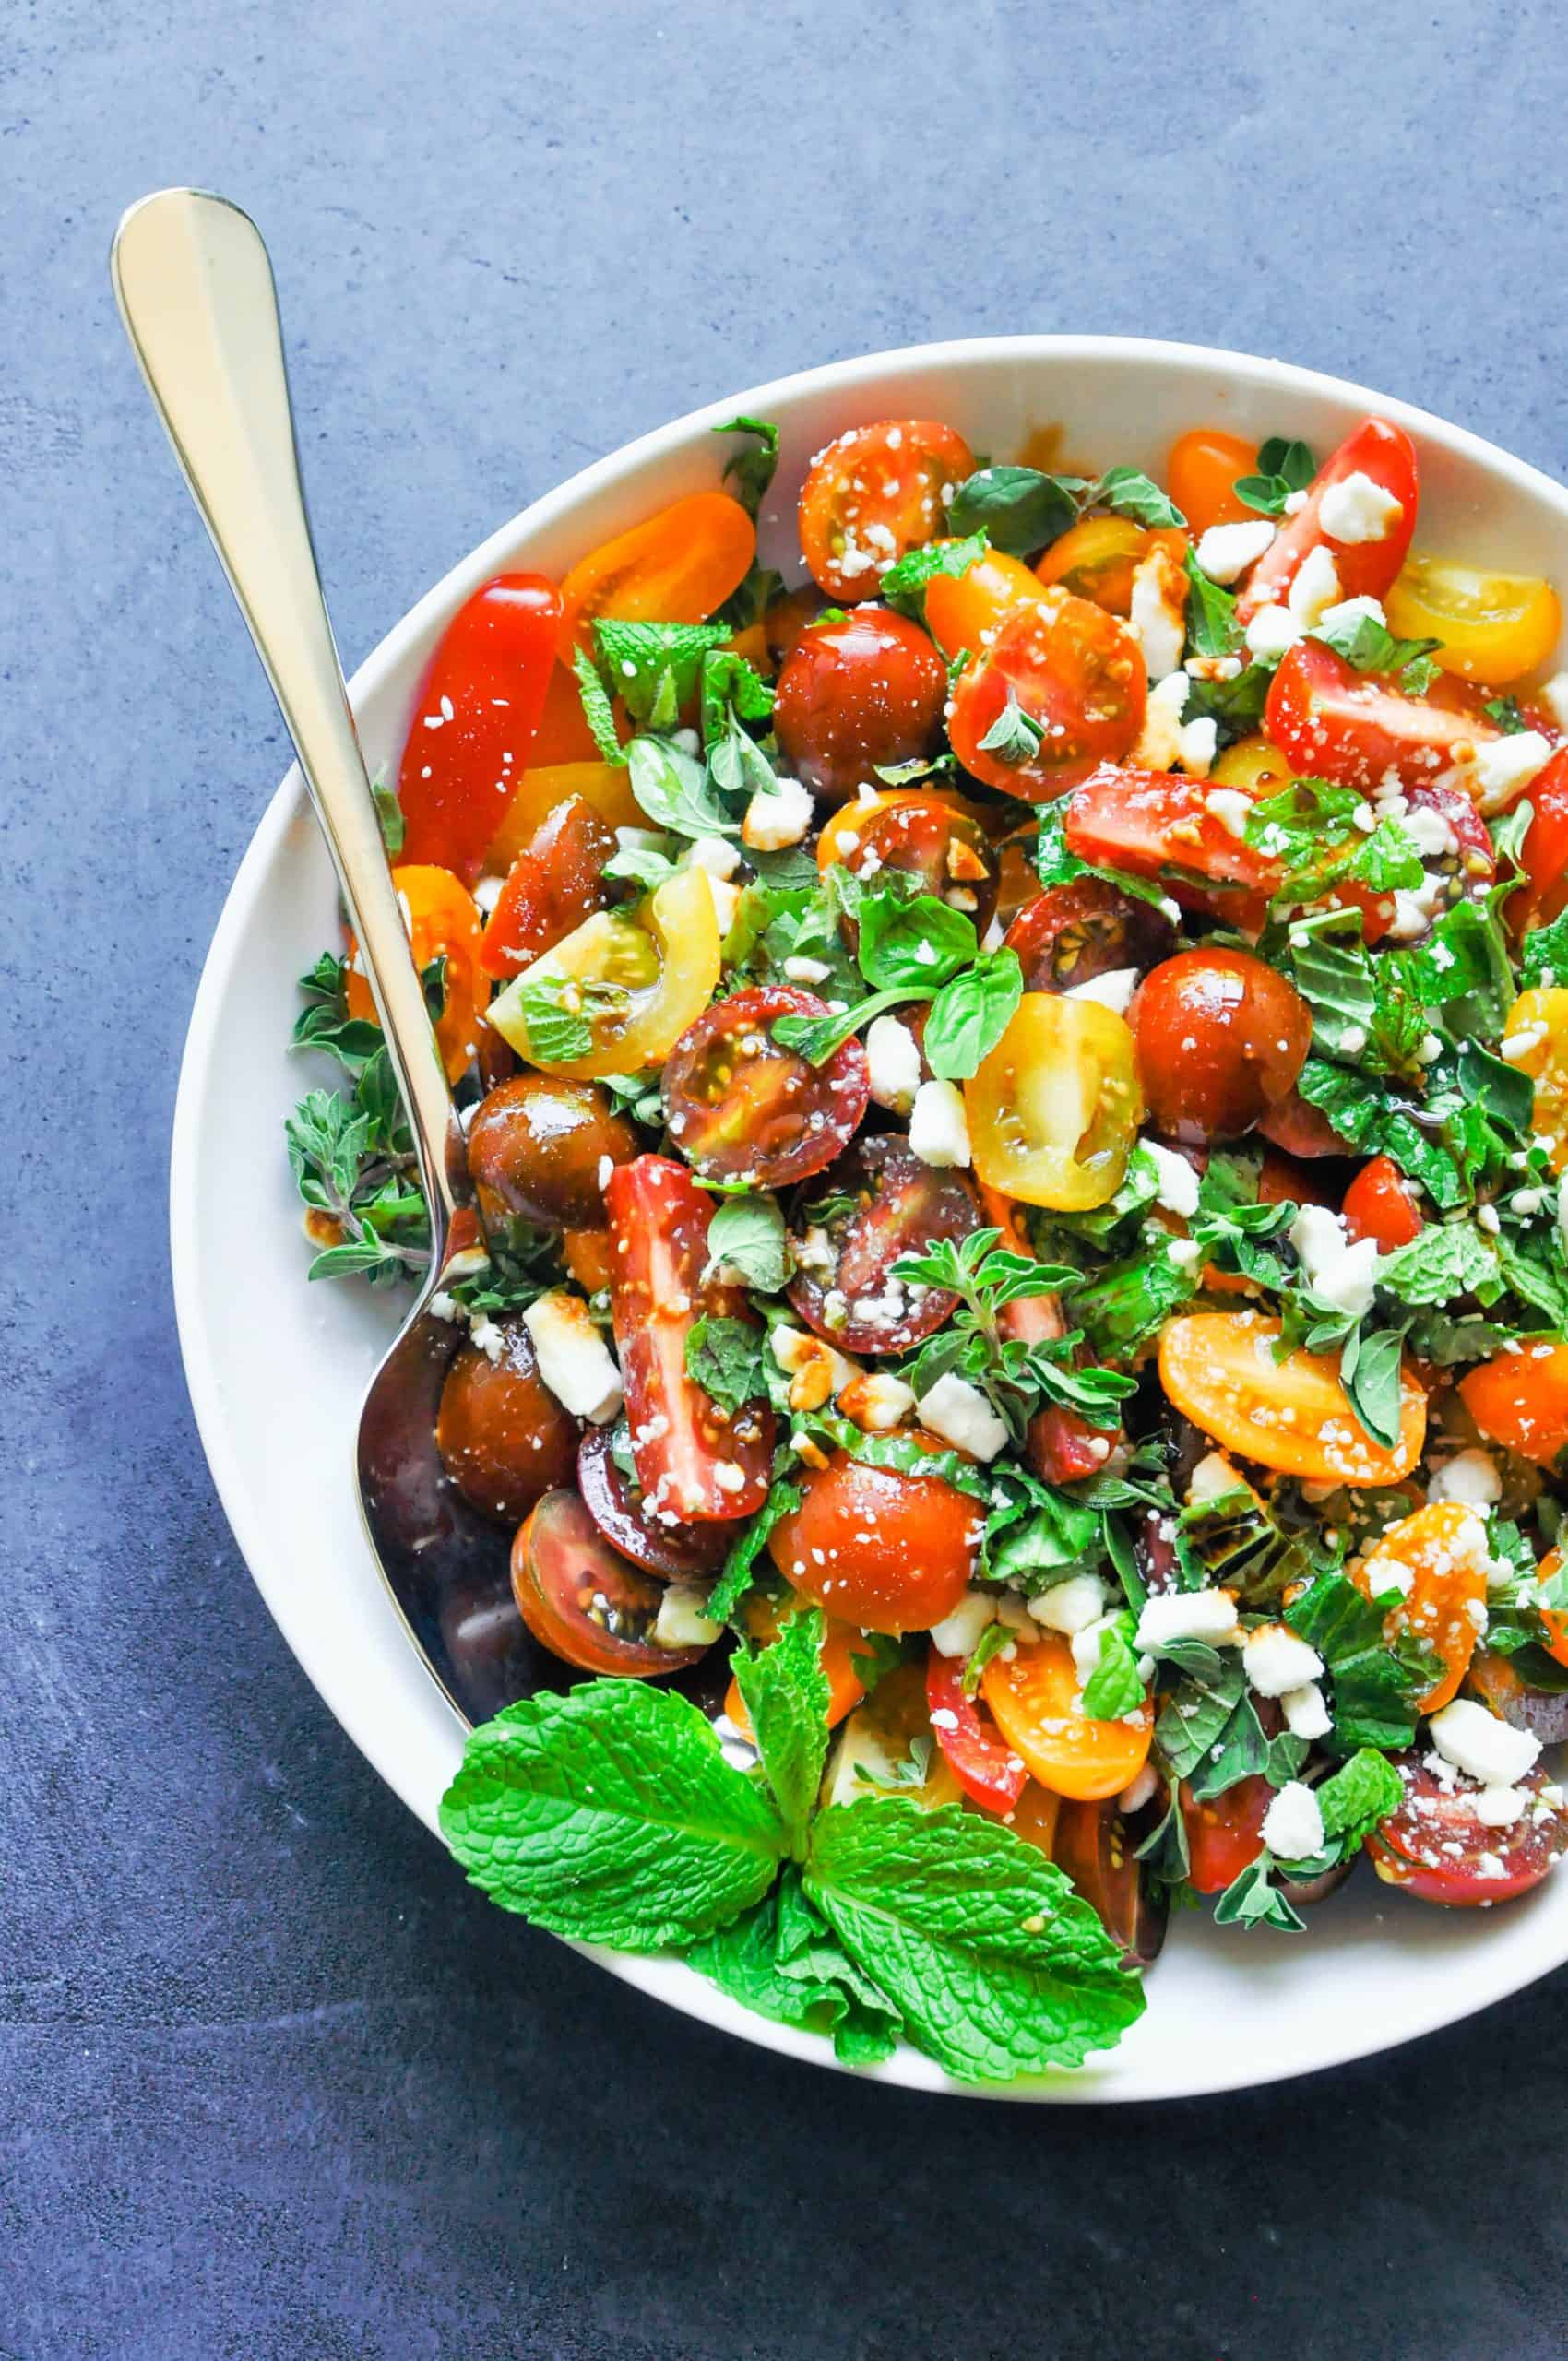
[798, 420, 976, 602]
[1129, 950, 1312, 1144]
[1237, 416, 1419, 622]
[1254, 1089, 1349, 1160]
[823, 793, 999, 939]
[511, 1489, 710, 1676]
[967, 992, 1144, 1211]
[725, 1608, 868, 1741]
[948, 591, 1147, 798]
[771, 607, 947, 804]
[1352, 1501, 1491, 1712]
[1004, 877, 1175, 993]
[787, 1135, 981, 1353]
[922, 544, 1045, 656]
[1208, 730, 1297, 797]
[346, 863, 489, 1084]
[558, 492, 755, 656]
[436, 1323, 580, 1524]
[1029, 1403, 1116, 1483]
[1182, 1774, 1271, 1893]
[398, 575, 563, 884]
[1534, 1548, 1568, 1668]
[660, 983, 870, 1188]
[925, 1647, 1028, 1815]
[1167, 426, 1260, 536]
[487, 866, 720, 1078]
[1053, 1794, 1168, 1963]
[1158, 1312, 1426, 1484]
[769, 1447, 978, 1633]
[606, 1157, 773, 1521]
[485, 758, 643, 869]
[1467, 1645, 1568, 1744]
[1513, 749, 1568, 931]
[466, 1074, 636, 1232]
[1499, 988, 1568, 1169]
[1063, 763, 1278, 928]
[1384, 556, 1562, 686]
[823, 1661, 964, 1809]
[575, 1424, 729, 1581]
[981, 1633, 1152, 1802]
[1460, 1337, 1568, 1466]
[1342, 1155, 1424, 1252]
[1265, 639, 1496, 793]
[1367, 1753, 1568, 1904]
[480, 795, 616, 980]
[1036, 518, 1188, 617]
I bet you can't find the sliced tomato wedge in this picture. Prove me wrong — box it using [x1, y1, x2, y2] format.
[786, 1135, 982, 1354]
[1063, 763, 1279, 925]
[1368, 1754, 1568, 1905]
[1028, 1403, 1115, 1483]
[480, 795, 617, 980]
[397, 575, 563, 884]
[660, 984, 870, 1188]
[925, 1646, 1028, 1815]
[605, 1156, 774, 1521]
[1513, 746, 1568, 931]
[1182, 1774, 1271, 1893]
[948, 591, 1146, 798]
[1265, 639, 1497, 792]
[1003, 877, 1175, 993]
[1236, 416, 1419, 622]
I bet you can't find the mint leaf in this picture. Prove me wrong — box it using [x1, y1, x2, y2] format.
[1309, 609, 1440, 681]
[593, 620, 730, 730]
[1521, 910, 1568, 991]
[440, 1682, 786, 1946]
[705, 1193, 790, 1292]
[627, 731, 742, 838]
[1092, 465, 1185, 529]
[1484, 694, 1527, 733]
[732, 1609, 831, 1853]
[685, 1314, 769, 1418]
[921, 948, 1024, 1080]
[714, 413, 780, 517]
[684, 1868, 902, 2063]
[1315, 1747, 1404, 1849]
[706, 1478, 802, 1625]
[572, 643, 628, 765]
[1378, 1222, 1501, 1307]
[947, 465, 1082, 554]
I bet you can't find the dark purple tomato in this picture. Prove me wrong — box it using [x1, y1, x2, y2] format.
[787, 1134, 981, 1354]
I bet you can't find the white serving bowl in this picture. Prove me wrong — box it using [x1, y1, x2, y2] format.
[171, 334, 1568, 2102]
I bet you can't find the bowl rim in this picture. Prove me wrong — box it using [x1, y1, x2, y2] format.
[170, 330, 1568, 2102]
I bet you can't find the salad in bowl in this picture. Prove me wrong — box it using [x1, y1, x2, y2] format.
[283, 397, 1568, 2085]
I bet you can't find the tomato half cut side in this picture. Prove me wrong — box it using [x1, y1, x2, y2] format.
[786, 1134, 982, 1353]
[511, 1490, 710, 1676]
[768, 1448, 978, 1633]
[1368, 1755, 1568, 1905]
[480, 796, 617, 980]
[967, 992, 1143, 1211]
[576, 1424, 730, 1582]
[558, 491, 756, 653]
[1158, 1312, 1426, 1485]
[660, 984, 870, 1188]
[925, 1647, 1028, 1815]
[831, 797, 1000, 941]
[1063, 764, 1279, 925]
[1237, 416, 1419, 622]
[1513, 748, 1568, 931]
[948, 592, 1147, 798]
[980, 1634, 1152, 1802]
[1351, 1501, 1490, 1712]
[771, 607, 948, 804]
[1053, 1795, 1169, 1964]
[1004, 877, 1175, 994]
[346, 863, 489, 1084]
[1459, 1339, 1568, 1467]
[1265, 640, 1495, 793]
[798, 419, 976, 601]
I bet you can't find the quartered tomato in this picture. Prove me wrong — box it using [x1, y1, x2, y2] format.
[1237, 416, 1419, 622]
[967, 992, 1144, 1211]
[466, 1074, 636, 1232]
[1063, 764, 1278, 927]
[660, 983, 870, 1188]
[1264, 639, 1496, 793]
[1053, 1794, 1168, 1964]
[922, 543, 1045, 655]
[1342, 1155, 1424, 1252]
[1166, 426, 1260, 535]
[925, 1647, 1028, 1815]
[948, 591, 1147, 798]
[1182, 1774, 1271, 1893]
[511, 1490, 711, 1676]
[1513, 749, 1568, 930]
[1460, 1337, 1568, 1466]
[787, 1135, 981, 1353]
[1003, 877, 1175, 993]
[1368, 1754, 1568, 1905]
[769, 1447, 979, 1633]
[1384, 556, 1562, 686]
[1158, 1312, 1426, 1484]
[1128, 950, 1312, 1144]
[980, 1634, 1152, 1802]
[770, 607, 947, 804]
[346, 862, 489, 1084]
[725, 1608, 868, 1742]
[484, 757, 643, 869]
[606, 1157, 774, 1522]
[480, 795, 617, 980]
[1352, 1501, 1491, 1712]
[1499, 989, 1568, 1169]
[575, 1425, 730, 1582]
[798, 419, 976, 602]
[822, 791, 1000, 937]
[487, 867, 720, 1078]
[436, 1323, 580, 1525]
[1035, 517, 1187, 617]
[558, 492, 755, 654]
[397, 575, 563, 884]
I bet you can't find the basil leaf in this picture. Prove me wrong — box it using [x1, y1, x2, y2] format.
[856, 893, 977, 990]
[921, 948, 1024, 1080]
[946, 465, 1082, 555]
[705, 1193, 790, 1293]
[1310, 609, 1440, 681]
[1092, 466, 1185, 529]
[1183, 549, 1242, 658]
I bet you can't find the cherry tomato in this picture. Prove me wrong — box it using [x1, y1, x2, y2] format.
[1158, 1312, 1427, 1484]
[1460, 1337, 1568, 1466]
[825, 793, 1000, 938]
[1053, 1794, 1169, 1964]
[1253, 1089, 1348, 1160]
[1008, 1778, 1063, 1860]
[1237, 416, 1419, 623]
[967, 992, 1144, 1210]
[466, 1074, 637, 1232]
[607, 1156, 774, 1521]
[435, 1324, 581, 1524]
[1264, 639, 1496, 793]
[1342, 1155, 1424, 1252]
[1129, 949, 1312, 1144]
[1004, 877, 1175, 993]
[1063, 763, 1279, 928]
[1513, 749, 1568, 931]
[770, 607, 947, 805]
[1367, 1753, 1568, 1905]
[563, 1228, 615, 1293]
[484, 757, 643, 872]
[787, 1135, 981, 1353]
[558, 492, 755, 655]
[397, 575, 563, 884]
[1257, 1149, 1335, 1207]
[346, 863, 489, 1085]
[1029, 1403, 1117, 1484]
[1352, 1501, 1491, 1712]
[765, 583, 827, 669]
[487, 867, 720, 1078]
[925, 1646, 1028, 1815]
[1182, 1774, 1271, 1893]
[1384, 556, 1562, 686]
[769, 1448, 978, 1633]
[660, 983, 870, 1188]
[922, 544, 1046, 656]
[511, 1489, 710, 1676]
[798, 419, 976, 602]
[948, 591, 1147, 799]
[480, 796, 617, 981]
[980, 1634, 1153, 1802]
[1467, 1643, 1568, 1745]
[1167, 427, 1260, 535]
[1032, 515, 1144, 613]
[725, 1602, 868, 1742]
[1499, 988, 1568, 1171]
[575, 1424, 730, 1582]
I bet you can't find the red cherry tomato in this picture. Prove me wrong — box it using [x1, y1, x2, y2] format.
[1128, 950, 1312, 1143]
[925, 1647, 1028, 1816]
[1004, 877, 1176, 993]
[828, 795, 1000, 940]
[1513, 746, 1568, 931]
[1367, 1754, 1568, 1905]
[769, 1449, 978, 1632]
[1265, 639, 1497, 793]
[1257, 1148, 1336, 1207]
[397, 575, 564, 884]
[1237, 416, 1420, 622]
[1182, 1774, 1272, 1893]
[659, 984, 871, 1189]
[480, 795, 617, 980]
[1053, 1795, 1169, 1964]
[948, 592, 1147, 799]
[575, 1425, 730, 1581]
[511, 1490, 711, 1677]
[787, 1135, 982, 1354]
[436, 1325, 580, 1525]
[606, 1157, 774, 1521]
[1028, 1403, 1116, 1484]
[1342, 1154, 1424, 1251]
[798, 420, 976, 602]
[771, 607, 948, 805]
[1254, 1089, 1349, 1160]
[1063, 764, 1279, 927]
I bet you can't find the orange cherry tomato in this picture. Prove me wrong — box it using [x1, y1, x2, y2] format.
[923, 544, 1046, 656]
[397, 575, 563, 884]
[1158, 1312, 1427, 1485]
[1035, 519, 1188, 617]
[1351, 1501, 1491, 1712]
[1341, 1155, 1424, 1252]
[980, 1633, 1152, 1802]
[528, 661, 624, 768]
[485, 759, 644, 870]
[1460, 1339, 1568, 1467]
[798, 419, 976, 601]
[724, 1609, 867, 1740]
[1536, 1547, 1568, 1667]
[346, 863, 488, 1084]
[1128, 949, 1312, 1145]
[948, 591, 1146, 800]
[1166, 427, 1260, 536]
[558, 492, 756, 656]
[768, 1448, 978, 1633]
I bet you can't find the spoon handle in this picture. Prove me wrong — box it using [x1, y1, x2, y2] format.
[112, 187, 465, 1240]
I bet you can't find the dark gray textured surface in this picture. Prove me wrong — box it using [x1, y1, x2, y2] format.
[7, 2, 1568, 2353]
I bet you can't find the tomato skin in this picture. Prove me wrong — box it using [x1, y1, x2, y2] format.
[1182, 1774, 1271, 1893]
[575, 1425, 729, 1581]
[346, 863, 489, 1084]
[923, 544, 1046, 655]
[1460, 1339, 1568, 1467]
[769, 1450, 978, 1633]
[1063, 764, 1278, 926]
[398, 575, 564, 884]
[466, 1074, 637, 1231]
[485, 758, 643, 870]
[1353, 1501, 1491, 1712]
[925, 1648, 1028, 1815]
[1029, 1403, 1115, 1484]
[1003, 877, 1175, 993]
[1368, 1754, 1568, 1905]
[981, 1634, 1152, 1802]
[480, 796, 617, 980]
[788, 1135, 981, 1354]
[559, 491, 755, 654]
[606, 1157, 774, 1521]
[948, 591, 1147, 798]
[1265, 639, 1494, 793]
[1384, 555, 1562, 687]
[660, 984, 870, 1189]
[798, 420, 976, 601]
[1237, 416, 1419, 622]
[1514, 748, 1568, 931]
[1052, 1796, 1169, 1964]
[436, 1324, 581, 1525]
[1129, 950, 1312, 1143]
[1167, 427, 1259, 535]
[1158, 1312, 1426, 1484]
[1342, 1155, 1424, 1252]
[512, 1490, 710, 1677]
[771, 607, 947, 805]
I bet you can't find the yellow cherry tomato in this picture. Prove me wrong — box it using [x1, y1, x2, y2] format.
[1501, 989, 1568, 1169]
[1033, 514, 1146, 613]
[1158, 1312, 1426, 1485]
[922, 544, 1046, 658]
[966, 993, 1143, 1211]
[1384, 555, 1562, 686]
[1208, 732, 1297, 797]
[981, 1634, 1152, 1802]
[346, 863, 488, 1084]
[486, 866, 719, 1077]
[821, 1662, 963, 1810]
[485, 759, 645, 870]
[1351, 1501, 1491, 1713]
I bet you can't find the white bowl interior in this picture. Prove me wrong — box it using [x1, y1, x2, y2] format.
[172, 336, 1568, 2101]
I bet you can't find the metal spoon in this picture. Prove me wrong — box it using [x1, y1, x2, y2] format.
[113, 188, 539, 1724]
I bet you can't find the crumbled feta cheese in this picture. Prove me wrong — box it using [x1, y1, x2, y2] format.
[684, 835, 742, 879]
[1288, 544, 1342, 628]
[1427, 1446, 1502, 1511]
[1428, 1697, 1541, 1787]
[918, 1371, 1008, 1461]
[1402, 801, 1457, 860]
[1243, 1621, 1326, 1699]
[845, 1371, 917, 1431]
[472, 873, 505, 916]
[1127, 542, 1187, 681]
[1280, 1681, 1333, 1741]
[1243, 603, 1301, 662]
[1385, 868, 1450, 942]
[864, 1014, 923, 1115]
[1319, 470, 1405, 545]
[1028, 1572, 1108, 1635]
[1064, 966, 1140, 1015]
[1133, 667, 1192, 768]
[1204, 785, 1253, 840]
[468, 1313, 505, 1364]
[782, 954, 833, 986]
[1467, 730, 1553, 814]
[929, 1590, 997, 1658]
[1134, 1588, 1242, 1651]
[1194, 518, 1277, 585]
[522, 1291, 624, 1422]
[1538, 671, 1568, 732]
[1289, 1202, 1381, 1318]
[704, 874, 742, 933]
[1145, 1139, 1201, 1218]
[1317, 593, 1387, 635]
[1473, 1785, 1528, 1829]
[1261, 1780, 1324, 1860]
[909, 1077, 971, 1169]
[1179, 715, 1218, 777]
[652, 1584, 723, 1650]
[741, 774, 814, 850]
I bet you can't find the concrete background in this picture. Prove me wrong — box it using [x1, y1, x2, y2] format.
[6, 2, 1568, 2353]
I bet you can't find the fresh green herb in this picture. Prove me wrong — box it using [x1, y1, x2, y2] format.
[506, 973, 628, 1066]
[881, 530, 989, 624]
[1079, 1615, 1146, 1720]
[1212, 1854, 1306, 1934]
[705, 1193, 791, 1293]
[1247, 780, 1422, 907]
[856, 892, 978, 990]
[946, 465, 1083, 554]
[371, 770, 405, 853]
[1285, 1572, 1432, 1750]
[1484, 694, 1527, 733]
[1309, 608, 1440, 686]
[706, 1480, 802, 1626]
[685, 1315, 770, 1418]
[1091, 466, 1186, 529]
[1233, 436, 1316, 517]
[627, 731, 742, 839]
[285, 1074, 430, 1285]
[1314, 1748, 1405, 1851]
[291, 953, 386, 1077]
[731, 1609, 830, 1854]
[977, 690, 1046, 766]
[1521, 909, 1568, 990]
[1339, 1322, 1408, 1451]
[700, 647, 776, 742]
[714, 414, 780, 517]
[921, 948, 1024, 1080]
[685, 1868, 902, 2065]
[593, 620, 730, 730]
[1181, 662, 1274, 747]
[1183, 550, 1242, 658]
[572, 643, 627, 765]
